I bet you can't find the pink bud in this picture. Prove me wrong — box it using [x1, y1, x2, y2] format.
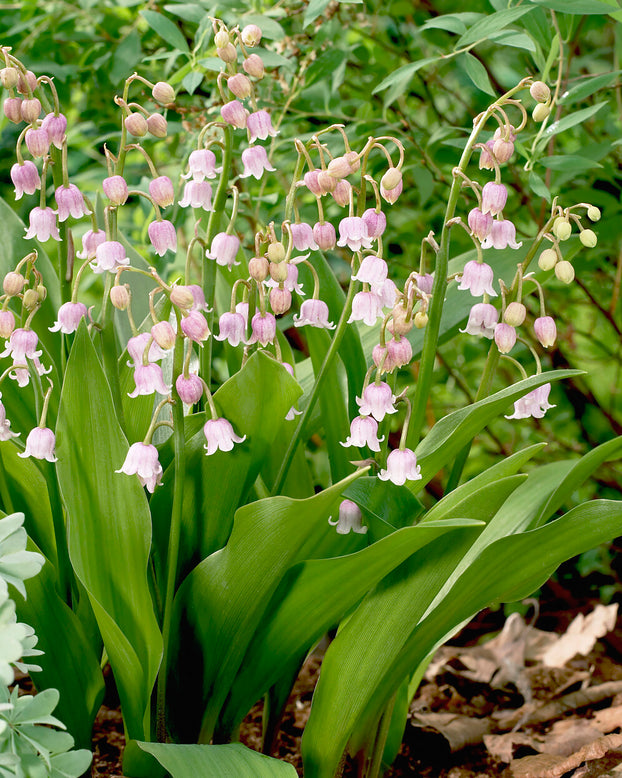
[125, 112, 148, 137]
[41, 113, 67, 149]
[149, 176, 175, 208]
[494, 323, 517, 354]
[313, 221, 336, 251]
[103, 175, 129, 206]
[24, 127, 49, 158]
[176, 373, 204, 405]
[534, 316, 556, 348]
[20, 97, 41, 123]
[152, 81, 175, 105]
[221, 99, 248, 128]
[0, 310, 15, 339]
[228, 73, 252, 99]
[3, 97, 22, 124]
[147, 113, 167, 138]
[242, 53, 265, 79]
[269, 287, 292, 315]
[151, 320, 176, 350]
[181, 311, 209, 343]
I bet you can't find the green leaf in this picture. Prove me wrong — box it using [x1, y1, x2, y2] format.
[528, 170, 551, 202]
[182, 70, 205, 95]
[372, 57, 441, 95]
[540, 155, 603, 172]
[560, 71, 622, 104]
[539, 102, 608, 145]
[136, 742, 297, 777]
[454, 7, 535, 48]
[163, 3, 207, 23]
[462, 52, 495, 96]
[140, 10, 190, 54]
[241, 14, 285, 40]
[56, 323, 162, 740]
[421, 13, 481, 34]
[488, 30, 537, 52]
[527, 0, 619, 13]
[304, 0, 332, 26]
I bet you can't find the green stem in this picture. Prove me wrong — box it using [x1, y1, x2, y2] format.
[366, 693, 397, 778]
[156, 326, 186, 742]
[271, 279, 358, 495]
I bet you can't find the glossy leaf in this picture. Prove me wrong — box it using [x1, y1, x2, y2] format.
[462, 52, 495, 96]
[454, 7, 535, 48]
[140, 10, 190, 53]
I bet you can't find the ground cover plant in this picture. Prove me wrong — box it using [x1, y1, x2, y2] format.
[0, 0, 621, 776]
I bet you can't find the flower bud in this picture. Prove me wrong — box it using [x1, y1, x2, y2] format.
[332, 180, 351, 208]
[152, 81, 175, 105]
[20, 97, 41, 123]
[555, 260, 575, 284]
[214, 29, 230, 48]
[110, 284, 130, 310]
[0, 310, 15, 339]
[170, 285, 195, 309]
[587, 205, 601, 222]
[36, 284, 46, 303]
[344, 150, 360, 173]
[24, 127, 50, 158]
[267, 241, 285, 263]
[149, 176, 175, 208]
[414, 311, 428, 328]
[242, 54, 265, 79]
[553, 217, 572, 241]
[492, 138, 514, 164]
[3, 97, 22, 123]
[532, 103, 551, 122]
[221, 99, 248, 128]
[3, 272, 25, 296]
[147, 113, 167, 138]
[388, 304, 412, 336]
[494, 322, 517, 354]
[151, 320, 176, 350]
[317, 170, 336, 194]
[269, 286, 292, 315]
[327, 156, 353, 179]
[534, 316, 556, 348]
[217, 43, 237, 64]
[313, 222, 336, 251]
[103, 175, 129, 206]
[381, 167, 402, 191]
[22, 288, 39, 310]
[249, 256, 269, 281]
[530, 81, 551, 103]
[227, 73, 252, 99]
[241, 23, 262, 47]
[176, 373, 204, 405]
[269, 261, 289, 283]
[125, 112, 148, 137]
[503, 301, 526, 327]
[16, 70, 37, 95]
[0, 67, 19, 89]
[538, 248, 558, 271]
[579, 229, 597, 248]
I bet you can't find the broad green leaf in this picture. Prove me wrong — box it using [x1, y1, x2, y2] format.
[462, 52, 495, 96]
[560, 71, 622, 104]
[540, 155, 603, 172]
[421, 13, 481, 34]
[241, 14, 285, 40]
[527, 0, 619, 13]
[137, 742, 297, 777]
[414, 370, 580, 487]
[454, 7, 535, 48]
[182, 71, 204, 95]
[528, 170, 551, 202]
[168, 472, 363, 743]
[488, 30, 537, 51]
[372, 57, 441, 95]
[56, 324, 162, 740]
[304, 0, 332, 27]
[163, 3, 207, 23]
[140, 10, 190, 54]
[539, 102, 608, 145]
[219, 519, 482, 736]
[343, 476, 424, 533]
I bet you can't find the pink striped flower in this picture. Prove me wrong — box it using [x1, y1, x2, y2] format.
[116, 442, 163, 493]
[203, 418, 246, 455]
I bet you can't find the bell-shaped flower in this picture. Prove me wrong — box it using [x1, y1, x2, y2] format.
[18, 427, 57, 463]
[457, 260, 497, 297]
[240, 145, 276, 180]
[494, 322, 516, 354]
[313, 221, 337, 251]
[116, 442, 163, 493]
[481, 219, 522, 250]
[128, 363, 171, 397]
[481, 182, 508, 215]
[337, 216, 372, 252]
[126, 332, 167, 366]
[361, 208, 387, 239]
[348, 290, 384, 326]
[149, 176, 175, 207]
[41, 112, 67, 149]
[293, 299, 335, 329]
[10, 161, 41, 200]
[290, 222, 318, 252]
[206, 232, 240, 269]
[203, 417, 246, 455]
[461, 303, 498, 338]
[24, 207, 60, 242]
[90, 240, 131, 274]
[247, 311, 276, 346]
[534, 316, 556, 348]
[506, 383, 555, 420]
[77, 229, 106, 260]
[54, 184, 91, 222]
[265, 263, 305, 296]
[182, 149, 220, 181]
[467, 208, 493, 242]
[1, 328, 41, 363]
[49, 302, 88, 334]
[148, 220, 177, 256]
[328, 499, 367, 535]
[221, 100, 248, 129]
[340, 415, 384, 452]
[178, 180, 213, 211]
[356, 381, 397, 422]
[351, 254, 388, 288]
[215, 311, 247, 347]
[246, 110, 278, 143]
[0, 402, 19, 442]
[378, 448, 422, 486]
[180, 311, 210, 344]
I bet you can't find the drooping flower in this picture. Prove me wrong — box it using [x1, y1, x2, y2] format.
[505, 383, 555, 420]
[128, 363, 171, 398]
[467, 208, 493, 241]
[337, 216, 372, 252]
[348, 291, 384, 326]
[182, 149, 220, 181]
[457, 260, 497, 297]
[76, 229, 106, 260]
[116, 442, 163, 493]
[361, 208, 386, 239]
[18, 427, 58, 463]
[356, 381, 397, 422]
[290, 222, 318, 252]
[481, 182, 508, 215]
[534, 316, 556, 348]
[178, 180, 213, 211]
[269, 287, 292, 315]
[176, 373, 204, 405]
[0, 402, 19, 442]
[221, 100, 248, 129]
[340, 415, 384, 452]
[351, 254, 388, 288]
[240, 145, 275, 180]
[149, 176, 175, 208]
[102, 175, 129, 206]
[265, 263, 305, 296]
[380, 178, 403, 204]
[90, 240, 130, 274]
[24, 207, 60, 242]
[293, 299, 335, 329]
[378, 448, 422, 486]
[494, 322, 516, 354]
[41, 112, 67, 149]
[0, 328, 41, 363]
[49, 302, 88, 334]
[460, 303, 498, 338]
[180, 311, 210, 344]
[10, 161, 41, 200]
[203, 417, 246, 455]
[54, 184, 91, 222]
[247, 312, 276, 346]
[126, 332, 167, 366]
[215, 311, 247, 347]
[206, 232, 240, 269]
[148, 220, 177, 256]
[481, 219, 522, 250]
[328, 500, 367, 535]
[246, 109, 278, 143]
[24, 127, 50, 158]
[313, 221, 336, 251]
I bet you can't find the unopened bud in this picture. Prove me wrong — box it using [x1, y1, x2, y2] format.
[587, 205, 601, 222]
[16, 70, 37, 95]
[0, 310, 15, 339]
[327, 156, 352, 179]
[147, 113, 167, 138]
[152, 81, 175, 105]
[217, 43, 237, 64]
[170, 284, 195, 309]
[249, 256, 269, 281]
[0, 67, 19, 89]
[414, 311, 428, 329]
[227, 73, 252, 99]
[555, 260, 575, 284]
[553, 217, 572, 241]
[102, 175, 129, 206]
[381, 167, 402, 191]
[110, 284, 130, 310]
[579, 228, 597, 248]
[241, 24, 262, 47]
[242, 54, 265, 79]
[538, 248, 558, 271]
[151, 320, 176, 350]
[532, 103, 551, 122]
[530, 81, 551, 103]
[388, 304, 412, 336]
[36, 284, 46, 302]
[269, 261, 289, 283]
[214, 29, 230, 48]
[317, 170, 336, 194]
[267, 241, 285, 263]
[3, 97, 22, 123]
[332, 180, 351, 208]
[344, 150, 360, 173]
[125, 112, 148, 137]
[3, 272, 25, 296]
[22, 288, 39, 310]
[269, 287, 291, 315]
[20, 97, 41, 123]
[503, 301, 526, 327]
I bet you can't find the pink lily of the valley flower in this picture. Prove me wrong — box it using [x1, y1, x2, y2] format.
[246, 110, 278, 143]
[457, 260, 497, 297]
[337, 216, 372, 252]
[49, 302, 88, 334]
[182, 149, 220, 181]
[247, 312, 276, 346]
[340, 415, 384, 452]
[348, 290, 384, 326]
[328, 499, 368, 535]
[10, 161, 41, 200]
[290, 222, 318, 252]
[148, 220, 177, 256]
[481, 219, 522, 250]
[215, 311, 247, 347]
[176, 373, 204, 405]
[356, 381, 397, 422]
[505, 383, 555, 420]
[0, 402, 19, 442]
[24, 207, 60, 242]
[378, 448, 422, 486]
[90, 240, 130, 274]
[293, 299, 335, 329]
[351, 254, 388, 288]
[77, 229, 106, 260]
[461, 303, 498, 338]
[178, 180, 213, 211]
[240, 145, 276, 180]
[203, 417, 246, 455]
[116, 442, 163, 493]
[18, 427, 58, 463]
[206, 232, 240, 269]
[128, 363, 171, 398]
[54, 184, 91, 222]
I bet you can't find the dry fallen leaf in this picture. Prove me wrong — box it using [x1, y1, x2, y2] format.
[484, 731, 539, 763]
[537, 604, 618, 668]
[508, 733, 622, 777]
[592, 705, 622, 733]
[410, 712, 491, 752]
